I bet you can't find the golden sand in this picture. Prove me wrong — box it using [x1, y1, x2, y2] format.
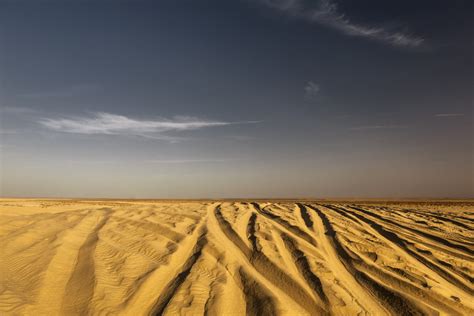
[0, 199, 473, 315]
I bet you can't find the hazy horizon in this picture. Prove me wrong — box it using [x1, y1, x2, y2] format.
[1, 0, 472, 198]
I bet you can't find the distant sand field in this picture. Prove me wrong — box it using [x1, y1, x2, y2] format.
[0, 199, 473, 315]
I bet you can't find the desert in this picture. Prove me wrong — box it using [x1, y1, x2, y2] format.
[2, 0, 472, 315]
[0, 199, 472, 315]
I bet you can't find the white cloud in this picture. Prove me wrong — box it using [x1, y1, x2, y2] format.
[39, 112, 259, 140]
[258, 0, 424, 47]
[304, 81, 320, 97]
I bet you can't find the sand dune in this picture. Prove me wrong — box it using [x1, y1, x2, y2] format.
[0, 200, 473, 315]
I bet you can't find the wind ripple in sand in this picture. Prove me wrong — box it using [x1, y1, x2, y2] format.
[0, 200, 473, 315]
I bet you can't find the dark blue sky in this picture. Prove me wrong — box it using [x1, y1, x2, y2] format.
[1, 0, 472, 198]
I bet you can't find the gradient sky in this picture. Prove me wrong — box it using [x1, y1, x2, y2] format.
[1, 0, 472, 198]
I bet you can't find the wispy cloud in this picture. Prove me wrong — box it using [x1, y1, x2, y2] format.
[257, 0, 424, 47]
[39, 112, 260, 140]
[434, 113, 464, 117]
[65, 160, 119, 165]
[0, 129, 21, 135]
[0, 106, 37, 114]
[349, 125, 407, 131]
[304, 81, 320, 98]
[63, 158, 239, 165]
[146, 159, 235, 164]
[226, 135, 257, 141]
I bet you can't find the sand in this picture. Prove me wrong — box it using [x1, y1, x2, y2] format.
[0, 199, 473, 315]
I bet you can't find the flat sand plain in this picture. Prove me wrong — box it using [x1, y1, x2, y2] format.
[0, 199, 473, 315]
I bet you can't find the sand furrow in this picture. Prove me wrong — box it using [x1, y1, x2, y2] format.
[296, 203, 314, 230]
[321, 206, 469, 314]
[350, 206, 474, 256]
[120, 219, 207, 315]
[61, 209, 112, 315]
[211, 204, 325, 315]
[280, 233, 328, 305]
[237, 267, 278, 316]
[246, 212, 261, 252]
[24, 209, 111, 314]
[251, 202, 318, 248]
[336, 205, 474, 298]
[152, 232, 207, 315]
[310, 204, 424, 316]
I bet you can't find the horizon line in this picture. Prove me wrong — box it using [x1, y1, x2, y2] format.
[1, 196, 473, 203]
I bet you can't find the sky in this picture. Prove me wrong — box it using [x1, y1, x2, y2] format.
[0, 0, 472, 199]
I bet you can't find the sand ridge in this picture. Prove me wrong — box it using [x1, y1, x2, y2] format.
[0, 199, 473, 315]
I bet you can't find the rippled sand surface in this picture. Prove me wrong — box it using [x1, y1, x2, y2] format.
[0, 199, 473, 315]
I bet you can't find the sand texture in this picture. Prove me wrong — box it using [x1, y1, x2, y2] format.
[0, 199, 473, 315]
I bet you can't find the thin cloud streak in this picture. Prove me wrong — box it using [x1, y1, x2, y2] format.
[18, 84, 100, 99]
[64, 158, 238, 165]
[146, 159, 236, 164]
[39, 112, 260, 139]
[0, 106, 38, 114]
[349, 125, 408, 131]
[434, 113, 464, 117]
[0, 129, 21, 135]
[258, 0, 424, 47]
